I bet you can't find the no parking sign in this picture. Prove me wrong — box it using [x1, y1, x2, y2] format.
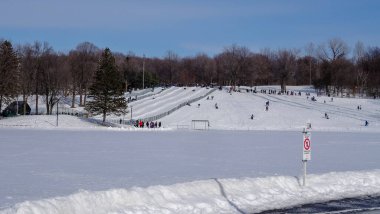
[303, 133, 311, 161]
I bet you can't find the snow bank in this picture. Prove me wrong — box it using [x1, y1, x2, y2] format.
[2, 170, 380, 214]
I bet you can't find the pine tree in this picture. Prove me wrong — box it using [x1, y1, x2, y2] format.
[0, 40, 20, 112]
[85, 48, 127, 122]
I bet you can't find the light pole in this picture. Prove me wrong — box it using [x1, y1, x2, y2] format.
[142, 54, 145, 89]
[56, 98, 60, 127]
[130, 105, 133, 120]
[309, 58, 312, 86]
[56, 101, 59, 127]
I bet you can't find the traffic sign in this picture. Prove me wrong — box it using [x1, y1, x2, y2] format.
[304, 138, 310, 150]
[303, 133, 311, 161]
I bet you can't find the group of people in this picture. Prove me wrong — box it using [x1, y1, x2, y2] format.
[265, 100, 270, 111]
[135, 120, 162, 128]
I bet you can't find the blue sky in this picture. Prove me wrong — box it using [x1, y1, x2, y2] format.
[1, 0, 379, 57]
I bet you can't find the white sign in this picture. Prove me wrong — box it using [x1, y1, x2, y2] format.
[303, 132, 311, 161]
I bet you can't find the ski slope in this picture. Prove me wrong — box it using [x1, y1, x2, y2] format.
[97, 86, 213, 120]
[161, 86, 380, 132]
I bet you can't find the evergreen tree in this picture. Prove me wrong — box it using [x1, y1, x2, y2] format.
[0, 40, 20, 112]
[85, 48, 127, 122]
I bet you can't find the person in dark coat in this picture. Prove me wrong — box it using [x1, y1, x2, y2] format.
[159, 121, 162, 127]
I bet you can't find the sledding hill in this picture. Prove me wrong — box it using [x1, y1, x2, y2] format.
[161, 86, 380, 132]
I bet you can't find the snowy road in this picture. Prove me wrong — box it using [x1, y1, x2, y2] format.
[1, 128, 380, 211]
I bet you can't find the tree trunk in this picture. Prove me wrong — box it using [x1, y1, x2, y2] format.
[0, 95, 3, 112]
[102, 110, 106, 122]
[79, 85, 83, 106]
[23, 94, 27, 115]
[71, 86, 76, 108]
[46, 94, 49, 115]
[281, 79, 286, 92]
[83, 87, 87, 106]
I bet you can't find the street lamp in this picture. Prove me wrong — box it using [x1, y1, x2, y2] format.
[130, 105, 133, 120]
[56, 98, 60, 127]
[142, 54, 145, 89]
[309, 58, 312, 86]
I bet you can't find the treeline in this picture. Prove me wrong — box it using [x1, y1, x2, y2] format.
[1, 38, 380, 113]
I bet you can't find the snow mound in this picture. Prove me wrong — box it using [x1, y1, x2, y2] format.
[2, 170, 380, 214]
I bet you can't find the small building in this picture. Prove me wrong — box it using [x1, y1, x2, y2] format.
[1, 101, 31, 117]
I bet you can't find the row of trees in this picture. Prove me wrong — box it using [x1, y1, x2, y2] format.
[1, 38, 380, 116]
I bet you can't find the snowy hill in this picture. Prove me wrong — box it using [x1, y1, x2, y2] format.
[161, 86, 380, 132]
[3, 85, 379, 132]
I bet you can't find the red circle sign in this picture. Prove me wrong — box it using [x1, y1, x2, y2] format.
[304, 138, 311, 150]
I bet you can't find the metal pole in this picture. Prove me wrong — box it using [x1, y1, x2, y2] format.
[303, 160, 307, 186]
[131, 106, 133, 120]
[56, 101, 59, 127]
[309, 59, 312, 86]
[142, 54, 145, 89]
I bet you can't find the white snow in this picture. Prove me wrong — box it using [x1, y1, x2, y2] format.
[2, 170, 380, 214]
[1, 85, 380, 213]
[0, 115, 100, 130]
[161, 86, 380, 132]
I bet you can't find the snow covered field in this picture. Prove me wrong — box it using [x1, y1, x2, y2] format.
[0, 115, 101, 130]
[1, 86, 380, 213]
[1, 129, 380, 213]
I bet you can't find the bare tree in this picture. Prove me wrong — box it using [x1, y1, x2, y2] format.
[75, 42, 99, 106]
[305, 42, 316, 85]
[164, 51, 179, 84]
[318, 38, 349, 61]
[17, 44, 36, 114]
[251, 53, 272, 85]
[30, 41, 53, 114]
[215, 45, 251, 86]
[273, 49, 298, 92]
[353, 41, 368, 96]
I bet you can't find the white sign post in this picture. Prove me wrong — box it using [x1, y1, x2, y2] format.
[302, 124, 311, 186]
